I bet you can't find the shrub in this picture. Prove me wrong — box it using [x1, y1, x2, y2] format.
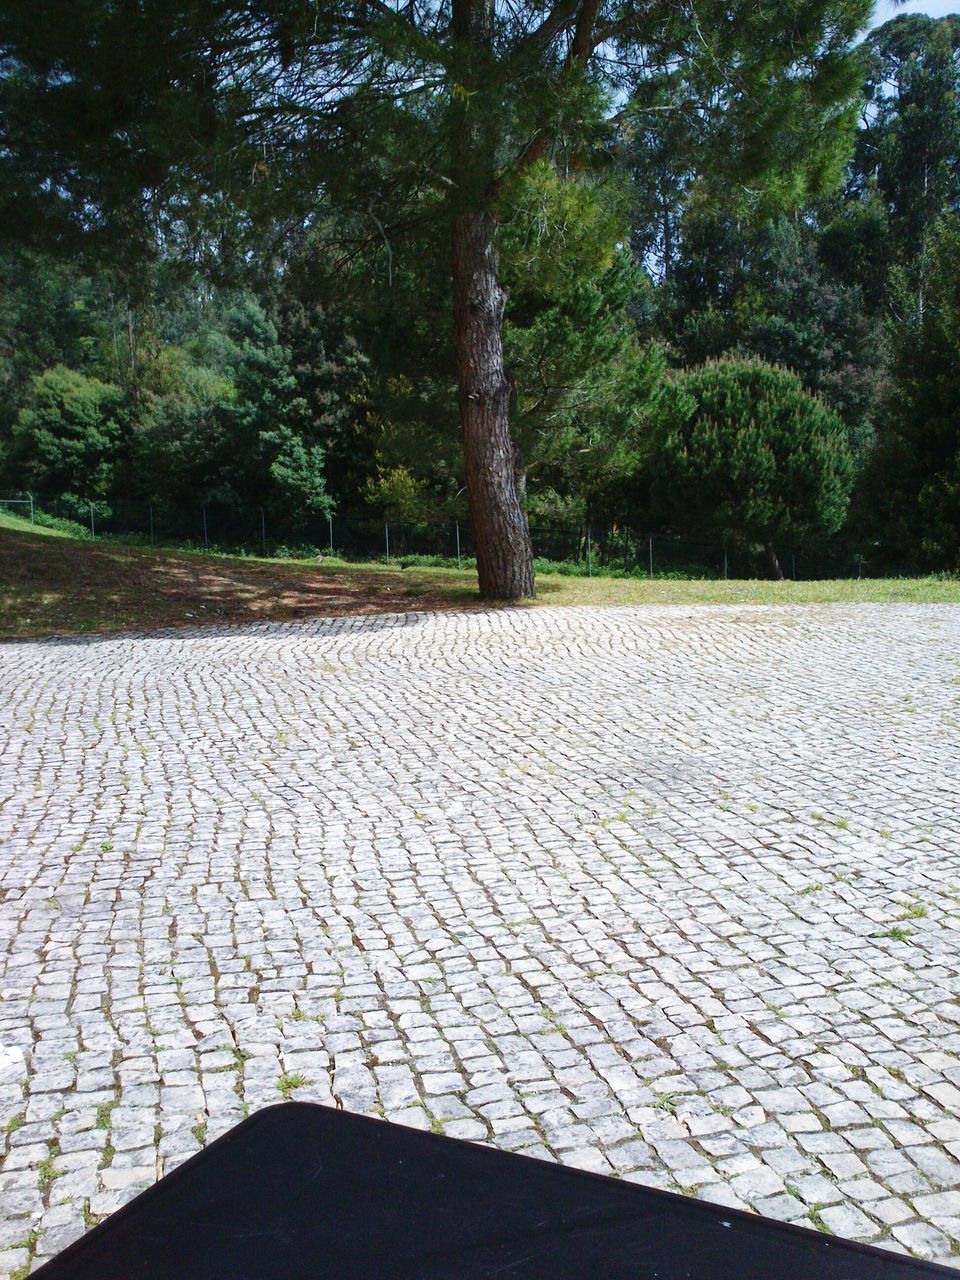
[653, 357, 853, 578]
[33, 508, 93, 539]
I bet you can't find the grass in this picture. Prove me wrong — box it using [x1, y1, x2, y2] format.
[0, 509, 75, 538]
[876, 925, 914, 942]
[94, 1100, 117, 1129]
[277, 1072, 310, 1100]
[37, 1153, 59, 1192]
[2, 511, 959, 640]
[653, 1091, 680, 1114]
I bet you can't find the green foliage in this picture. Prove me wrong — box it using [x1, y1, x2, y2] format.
[133, 350, 236, 505]
[742, 222, 885, 460]
[210, 297, 328, 516]
[31, 509, 92, 538]
[500, 163, 665, 516]
[10, 365, 123, 497]
[134, 296, 330, 518]
[363, 464, 435, 524]
[855, 15, 960, 276]
[0, 0, 873, 265]
[0, 0, 876, 605]
[662, 215, 885, 462]
[626, 0, 872, 268]
[277, 298, 369, 508]
[277, 1072, 309, 1101]
[653, 359, 853, 564]
[499, 163, 627, 299]
[319, 162, 667, 526]
[817, 195, 894, 314]
[870, 216, 960, 569]
[0, 2, 952, 575]
[0, 255, 105, 410]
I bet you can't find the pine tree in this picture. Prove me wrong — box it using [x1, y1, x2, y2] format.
[871, 215, 960, 569]
[653, 358, 853, 578]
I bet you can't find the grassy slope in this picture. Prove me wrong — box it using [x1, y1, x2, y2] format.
[0, 509, 74, 537]
[1, 512, 958, 639]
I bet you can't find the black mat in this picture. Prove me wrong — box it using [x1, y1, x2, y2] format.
[35, 1103, 955, 1278]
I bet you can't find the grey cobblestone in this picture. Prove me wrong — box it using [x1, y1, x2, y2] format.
[1, 604, 960, 1273]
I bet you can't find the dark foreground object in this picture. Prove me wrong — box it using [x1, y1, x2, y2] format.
[36, 1103, 955, 1279]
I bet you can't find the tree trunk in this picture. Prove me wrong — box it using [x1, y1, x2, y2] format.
[765, 541, 785, 580]
[452, 206, 535, 600]
[449, 0, 534, 602]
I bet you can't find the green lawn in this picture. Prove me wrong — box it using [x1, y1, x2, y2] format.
[1, 510, 958, 639]
[529, 574, 960, 606]
[0, 508, 75, 537]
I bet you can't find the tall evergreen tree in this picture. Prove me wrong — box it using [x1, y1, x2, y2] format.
[853, 14, 960, 294]
[869, 215, 960, 569]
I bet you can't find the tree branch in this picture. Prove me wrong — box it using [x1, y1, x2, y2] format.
[512, 0, 582, 61]
[490, 0, 602, 197]
[569, 0, 602, 63]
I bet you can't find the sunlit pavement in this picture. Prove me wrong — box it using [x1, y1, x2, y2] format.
[2, 604, 960, 1272]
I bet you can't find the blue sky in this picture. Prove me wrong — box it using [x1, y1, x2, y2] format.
[871, 0, 959, 24]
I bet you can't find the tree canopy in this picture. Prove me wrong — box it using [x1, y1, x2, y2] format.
[0, 0, 874, 596]
[3, 9, 960, 582]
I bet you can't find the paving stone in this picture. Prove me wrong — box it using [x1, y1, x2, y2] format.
[751, 1193, 809, 1223]
[817, 1204, 880, 1240]
[892, 1221, 955, 1259]
[791, 1174, 844, 1206]
[695, 1182, 751, 1212]
[912, 1191, 960, 1219]
[730, 1166, 786, 1201]
[869, 1198, 915, 1226]
[563, 1147, 613, 1175]
[1, 604, 959, 1275]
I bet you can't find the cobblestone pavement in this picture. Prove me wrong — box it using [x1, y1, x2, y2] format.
[1, 604, 960, 1273]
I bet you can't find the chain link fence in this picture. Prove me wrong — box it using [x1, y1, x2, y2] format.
[1, 492, 921, 580]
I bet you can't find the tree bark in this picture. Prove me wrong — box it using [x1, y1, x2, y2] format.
[449, 0, 533, 600]
[452, 207, 535, 599]
[765, 541, 785, 580]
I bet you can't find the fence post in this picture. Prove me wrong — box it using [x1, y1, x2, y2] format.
[260, 507, 267, 556]
[455, 521, 462, 571]
[384, 522, 390, 561]
[149, 503, 154, 546]
[791, 551, 796, 580]
[202, 507, 208, 551]
[586, 528, 592, 577]
[89, 502, 95, 539]
[648, 534, 654, 578]
[723, 549, 728, 580]
[328, 513, 334, 556]
[28, 492, 34, 524]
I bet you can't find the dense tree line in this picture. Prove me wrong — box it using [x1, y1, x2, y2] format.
[1, 10, 958, 581]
